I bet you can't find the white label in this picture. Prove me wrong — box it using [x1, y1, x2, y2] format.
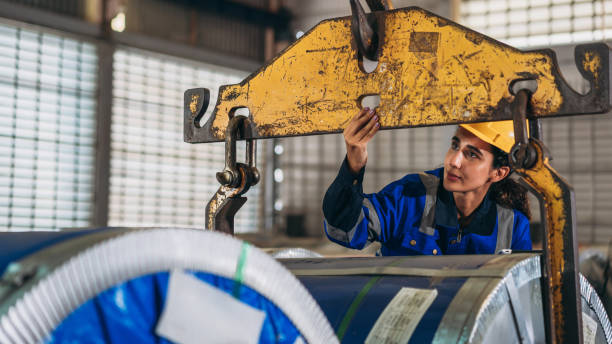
[365, 287, 438, 344]
[583, 312, 598, 344]
[156, 270, 266, 344]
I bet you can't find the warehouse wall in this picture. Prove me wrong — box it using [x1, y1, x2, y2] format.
[0, 1, 270, 233]
[124, 0, 269, 62]
[1, 0, 273, 62]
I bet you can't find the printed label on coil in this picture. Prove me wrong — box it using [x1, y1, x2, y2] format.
[365, 287, 438, 344]
[155, 270, 265, 344]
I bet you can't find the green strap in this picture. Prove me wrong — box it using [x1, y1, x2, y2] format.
[233, 242, 250, 298]
[335, 257, 408, 341]
[336, 275, 382, 341]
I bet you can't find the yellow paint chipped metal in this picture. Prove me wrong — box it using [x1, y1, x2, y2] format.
[206, 185, 239, 230]
[190, 94, 200, 116]
[583, 51, 601, 81]
[516, 142, 570, 344]
[207, 7, 563, 140]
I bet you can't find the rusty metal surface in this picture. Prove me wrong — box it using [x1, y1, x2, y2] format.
[351, 0, 395, 60]
[509, 90, 581, 343]
[514, 139, 582, 344]
[205, 186, 247, 234]
[185, 7, 611, 143]
[365, 0, 394, 11]
[204, 116, 259, 234]
[350, 0, 378, 61]
[509, 90, 538, 169]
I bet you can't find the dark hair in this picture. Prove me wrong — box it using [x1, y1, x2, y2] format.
[489, 145, 531, 220]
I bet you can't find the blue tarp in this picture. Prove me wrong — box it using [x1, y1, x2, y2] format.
[48, 271, 301, 343]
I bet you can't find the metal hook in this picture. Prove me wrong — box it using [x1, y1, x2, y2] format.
[365, 0, 394, 11]
[205, 115, 260, 234]
[349, 0, 393, 62]
[216, 116, 259, 188]
[350, 0, 379, 61]
[509, 90, 538, 169]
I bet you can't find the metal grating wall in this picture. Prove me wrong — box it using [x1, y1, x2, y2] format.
[461, 0, 612, 48]
[109, 47, 263, 233]
[0, 20, 98, 231]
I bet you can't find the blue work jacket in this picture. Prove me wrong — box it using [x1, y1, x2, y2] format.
[322, 158, 532, 255]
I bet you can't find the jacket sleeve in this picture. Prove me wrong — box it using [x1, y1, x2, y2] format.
[322, 157, 395, 249]
[510, 211, 532, 250]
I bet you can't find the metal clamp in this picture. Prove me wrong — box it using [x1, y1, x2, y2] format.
[216, 116, 260, 189]
[205, 116, 260, 234]
[509, 90, 538, 170]
[349, 0, 393, 61]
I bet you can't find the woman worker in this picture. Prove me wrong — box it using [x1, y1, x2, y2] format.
[322, 107, 532, 255]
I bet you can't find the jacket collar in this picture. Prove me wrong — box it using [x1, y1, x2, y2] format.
[435, 176, 497, 236]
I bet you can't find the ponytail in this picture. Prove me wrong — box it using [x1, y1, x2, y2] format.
[490, 146, 531, 220]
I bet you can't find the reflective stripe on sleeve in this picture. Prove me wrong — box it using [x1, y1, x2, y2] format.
[418, 173, 440, 236]
[324, 198, 382, 245]
[494, 205, 514, 252]
[363, 198, 382, 242]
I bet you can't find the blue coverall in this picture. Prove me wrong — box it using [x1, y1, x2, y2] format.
[322, 158, 532, 255]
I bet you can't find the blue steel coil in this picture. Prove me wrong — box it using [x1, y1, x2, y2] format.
[0, 228, 337, 344]
[280, 254, 612, 344]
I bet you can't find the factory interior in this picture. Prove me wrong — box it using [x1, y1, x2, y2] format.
[1, 0, 612, 343]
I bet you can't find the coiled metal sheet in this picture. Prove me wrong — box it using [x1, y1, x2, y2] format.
[281, 254, 611, 343]
[0, 228, 337, 344]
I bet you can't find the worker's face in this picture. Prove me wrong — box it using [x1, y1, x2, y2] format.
[443, 127, 508, 193]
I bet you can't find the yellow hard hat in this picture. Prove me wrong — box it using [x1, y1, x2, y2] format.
[460, 120, 528, 153]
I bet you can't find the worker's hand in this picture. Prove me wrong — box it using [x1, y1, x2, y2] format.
[343, 107, 380, 174]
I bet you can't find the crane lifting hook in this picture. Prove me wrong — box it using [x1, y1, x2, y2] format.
[205, 115, 259, 234]
[349, 0, 394, 61]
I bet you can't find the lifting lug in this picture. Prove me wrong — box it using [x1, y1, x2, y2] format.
[365, 0, 394, 11]
[216, 116, 260, 188]
[509, 90, 538, 170]
[205, 116, 259, 234]
[349, 0, 380, 61]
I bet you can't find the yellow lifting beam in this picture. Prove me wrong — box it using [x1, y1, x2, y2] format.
[185, 7, 609, 143]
